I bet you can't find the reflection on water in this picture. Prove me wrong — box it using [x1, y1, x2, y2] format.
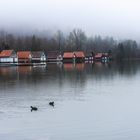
[0, 61, 139, 105]
[0, 61, 139, 86]
[0, 61, 139, 99]
[63, 63, 85, 71]
[1, 61, 140, 140]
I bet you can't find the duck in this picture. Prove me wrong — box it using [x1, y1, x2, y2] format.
[49, 102, 54, 107]
[30, 106, 38, 112]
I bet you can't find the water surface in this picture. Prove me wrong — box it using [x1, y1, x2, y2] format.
[0, 62, 140, 140]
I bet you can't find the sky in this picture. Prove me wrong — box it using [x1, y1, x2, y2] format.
[0, 0, 140, 40]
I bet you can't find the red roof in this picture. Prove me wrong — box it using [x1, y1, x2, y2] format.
[74, 51, 85, 58]
[17, 51, 31, 59]
[0, 50, 14, 57]
[95, 53, 103, 58]
[63, 52, 74, 58]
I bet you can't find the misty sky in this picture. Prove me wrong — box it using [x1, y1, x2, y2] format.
[0, 0, 140, 40]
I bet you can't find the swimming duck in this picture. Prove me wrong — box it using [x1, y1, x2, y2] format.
[49, 102, 54, 107]
[30, 106, 38, 112]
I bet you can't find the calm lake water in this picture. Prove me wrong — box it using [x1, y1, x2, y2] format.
[0, 62, 140, 140]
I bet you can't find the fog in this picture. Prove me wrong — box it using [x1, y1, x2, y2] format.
[0, 0, 140, 40]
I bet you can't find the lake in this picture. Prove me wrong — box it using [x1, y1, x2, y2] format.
[0, 61, 140, 140]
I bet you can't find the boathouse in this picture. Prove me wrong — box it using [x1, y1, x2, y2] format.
[94, 53, 103, 61]
[85, 52, 94, 62]
[63, 52, 74, 63]
[47, 51, 62, 62]
[17, 51, 32, 63]
[31, 51, 46, 63]
[94, 53, 109, 62]
[0, 50, 18, 63]
[102, 53, 109, 62]
[74, 51, 85, 63]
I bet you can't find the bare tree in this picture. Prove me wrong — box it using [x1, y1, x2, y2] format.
[66, 29, 87, 51]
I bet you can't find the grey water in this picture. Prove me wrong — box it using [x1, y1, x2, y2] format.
[0, 62, 140, 140]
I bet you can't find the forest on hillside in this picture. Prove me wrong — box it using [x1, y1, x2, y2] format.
[0, 29, 140, 61]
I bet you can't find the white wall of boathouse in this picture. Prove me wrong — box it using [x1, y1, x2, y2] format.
[0, 57, 18, 63]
